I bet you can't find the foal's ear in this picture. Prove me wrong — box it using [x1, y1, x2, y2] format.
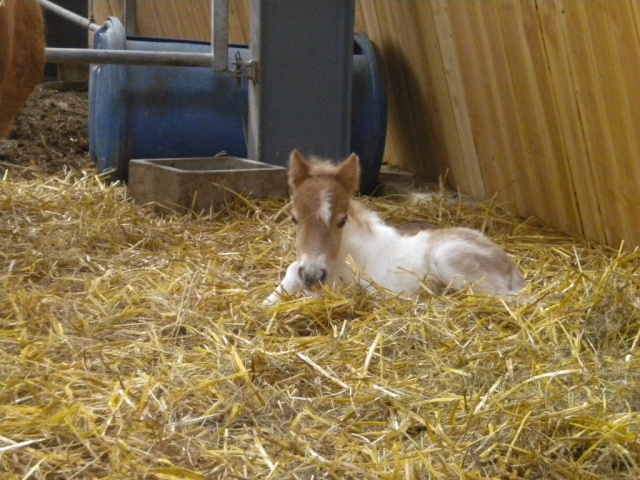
[337, 153, 360, 193]
[288, 149, 310, 189]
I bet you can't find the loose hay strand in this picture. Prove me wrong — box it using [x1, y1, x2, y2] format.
[1, 165, 639, 479]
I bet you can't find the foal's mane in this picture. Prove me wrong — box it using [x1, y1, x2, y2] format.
[342, 198, 372, 232]
[308, 158, 373, 231]
[301, 156, 345, 177]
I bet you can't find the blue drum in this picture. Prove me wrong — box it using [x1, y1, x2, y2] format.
[89, 17, 386, 194]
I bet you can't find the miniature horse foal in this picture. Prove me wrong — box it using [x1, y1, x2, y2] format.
[264, 151, 524, 305]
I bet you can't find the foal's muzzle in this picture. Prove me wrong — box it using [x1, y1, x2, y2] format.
[298, 264, 327, 288]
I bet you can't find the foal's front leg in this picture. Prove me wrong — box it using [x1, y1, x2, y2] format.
[264, 261, 304, 306]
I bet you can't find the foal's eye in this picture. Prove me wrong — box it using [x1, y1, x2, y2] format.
[291, 215, 298, 225]
[337, 216, 348, 229]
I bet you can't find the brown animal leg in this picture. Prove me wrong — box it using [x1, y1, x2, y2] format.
[0, 0, 45, 138]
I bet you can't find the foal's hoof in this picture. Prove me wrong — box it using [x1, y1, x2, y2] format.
[263, 292, 280, 306]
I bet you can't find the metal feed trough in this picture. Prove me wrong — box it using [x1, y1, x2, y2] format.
[128, 156, 288, 212]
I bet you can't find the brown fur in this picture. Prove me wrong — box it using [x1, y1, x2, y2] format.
[289, 150, 360, 193]
[0, 0, 45, 138]
[397, 223, 429, 236]
[426, 227, 523, 294]
[289, 151, 358, 278]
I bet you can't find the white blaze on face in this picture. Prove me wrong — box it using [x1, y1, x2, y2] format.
[318, 189, 333, 226]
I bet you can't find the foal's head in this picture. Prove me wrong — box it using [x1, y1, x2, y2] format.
[288, 150, 360, 289]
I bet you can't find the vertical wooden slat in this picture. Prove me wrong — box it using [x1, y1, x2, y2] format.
[551, 0, 638, 246]
[91, 0, 122, 24]
[533, 0, 602, 243]
[496, 2, 582, 235]
[564, 0, 619, 246]
[443, 2, 524, 211]
[136, 0, 162, 36]
[430, 1, 485, 198]
[574, 0, 639, 246]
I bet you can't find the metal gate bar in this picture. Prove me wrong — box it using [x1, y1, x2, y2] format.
[39, 0, 100, 32]
[40, 0, 229, 72]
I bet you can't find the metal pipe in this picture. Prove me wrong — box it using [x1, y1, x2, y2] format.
[212, 0, 229, 72]
[45, 47, 214, 67]
[38, 0, 100, 32]
[124, 0, 138, 35]
[41, 0, 231, 71]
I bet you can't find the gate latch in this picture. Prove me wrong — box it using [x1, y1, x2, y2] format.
[232, 51, 258, 85]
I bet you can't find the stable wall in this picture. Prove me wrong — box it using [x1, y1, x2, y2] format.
[90, 0, 640, 249]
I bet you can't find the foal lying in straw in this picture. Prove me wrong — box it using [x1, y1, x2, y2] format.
[265, 151, 524, 305]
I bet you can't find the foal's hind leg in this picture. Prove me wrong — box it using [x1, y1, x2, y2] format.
[430, 241, 524, 296]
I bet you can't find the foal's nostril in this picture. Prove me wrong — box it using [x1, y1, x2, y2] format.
[319, 269, 327, 283]
[298, 265, 328, 287]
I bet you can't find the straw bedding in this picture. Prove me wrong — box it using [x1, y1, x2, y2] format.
[1, 86, 639, 479]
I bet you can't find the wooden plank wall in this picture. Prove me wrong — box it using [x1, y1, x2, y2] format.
[91, 0, 249, 44]
[355, 0, 640, 248]
[89, 1, 640, 248]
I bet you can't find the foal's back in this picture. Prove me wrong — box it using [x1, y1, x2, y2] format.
[341, 202, 524, 296]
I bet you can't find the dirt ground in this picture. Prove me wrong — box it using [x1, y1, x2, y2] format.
[0, 82, 92, 177]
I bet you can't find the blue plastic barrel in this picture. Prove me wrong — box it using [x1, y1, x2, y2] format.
[89, 18, 386, 194]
